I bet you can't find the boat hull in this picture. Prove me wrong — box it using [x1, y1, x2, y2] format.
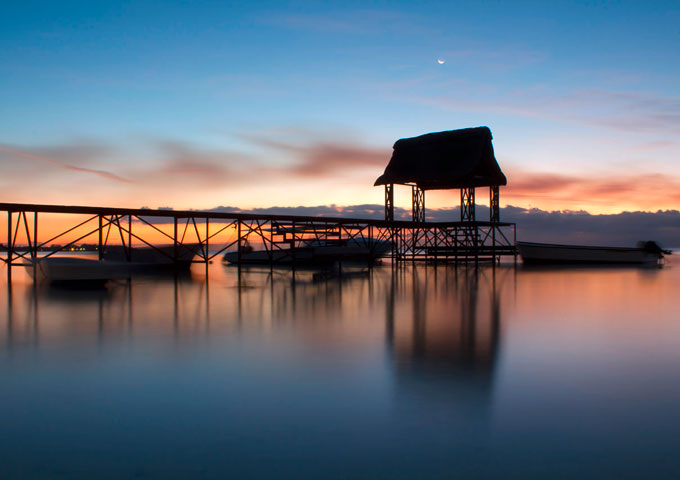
[102, 244, 198, 270]
[31, 257, 135, 285]
[517, 242, 661, 265]
[223, 240, 391, 266]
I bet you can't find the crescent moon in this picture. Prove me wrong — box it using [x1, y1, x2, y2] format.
[437, 59, 445, 64]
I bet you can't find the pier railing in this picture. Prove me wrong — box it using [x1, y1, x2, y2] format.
[0, 202, 516, 274]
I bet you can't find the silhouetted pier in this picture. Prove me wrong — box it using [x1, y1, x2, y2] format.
[1, 201, 516, 278]
[2, 127, 520, 279]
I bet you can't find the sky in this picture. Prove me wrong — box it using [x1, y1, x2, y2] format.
[1, 0, 679, 215]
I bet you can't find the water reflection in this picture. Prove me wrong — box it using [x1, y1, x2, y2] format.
[3, 260, 680, 478]
[2, 263, 507, 432]
[2, 263, 506, 372]
[384, 265, 506, 435]
[387, 265, 501, 372]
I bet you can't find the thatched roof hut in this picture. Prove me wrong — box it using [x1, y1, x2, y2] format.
[374, 126, 506, 190]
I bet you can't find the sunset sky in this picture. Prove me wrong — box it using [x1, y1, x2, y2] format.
[1, 1, 679, 214]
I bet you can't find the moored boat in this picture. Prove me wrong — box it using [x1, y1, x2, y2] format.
[517, 241, 670, 265]
[102, 243, 199, 270]
[29, 257, 135, 285]
[223, 238, 391, 265]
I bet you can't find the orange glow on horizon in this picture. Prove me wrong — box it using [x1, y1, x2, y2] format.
[3, 138, 680, 216]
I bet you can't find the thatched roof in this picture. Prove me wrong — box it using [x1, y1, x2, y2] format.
[374, 127, 507, 190]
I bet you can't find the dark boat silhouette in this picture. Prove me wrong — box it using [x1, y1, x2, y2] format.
[223, 238, 391, 265]
[517, 240, 670, 265]
[102, 243, 199, 269]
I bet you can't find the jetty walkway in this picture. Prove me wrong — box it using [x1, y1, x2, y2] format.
[0, 202, 516, 277]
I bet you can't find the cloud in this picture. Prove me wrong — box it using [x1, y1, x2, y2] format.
[501, 206, 680, 247]
[500, 169, 680, 211]
[214, 203, 393, 219]
[0, 144, 133, 183]
[147, 140, 249, 184]
[505, 172, 583, 194]
[137, 204, 406, 225]
[633, 141, 679, 151]
[281, 143, 388, 177]
[270, 204, 680, 248]
[236, 131, 389, 178]
[0, 138, 258, 191]
[4, 130, 679, 214]
[135, 203, 680, 248]
[441, 44, 547, 73]
[419, 87, 680, 135]
[417, 167, 680, 212]
[0, 132, 393, 210]
[262, 10, 427, 35]
[265, 13, 371, 34]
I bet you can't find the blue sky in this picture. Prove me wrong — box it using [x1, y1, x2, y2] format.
[1, 0, 679, 212]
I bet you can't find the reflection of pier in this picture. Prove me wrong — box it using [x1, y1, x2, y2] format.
[386, 265, 505, 409]
[2, 273, 210, 351]
[1, 265, 381, 349]
[2, 264, 508, 380]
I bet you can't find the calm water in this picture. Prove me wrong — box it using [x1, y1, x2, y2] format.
[1, 258, 679, 479]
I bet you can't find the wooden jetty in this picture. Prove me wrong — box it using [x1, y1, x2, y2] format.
[1, 127, 517, 279]
[0, 202, 515, 276]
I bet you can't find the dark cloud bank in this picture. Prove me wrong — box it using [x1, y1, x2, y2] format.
[175, 204, 680, 248]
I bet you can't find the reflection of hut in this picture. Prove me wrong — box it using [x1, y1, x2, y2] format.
[375, 127, 507, 223]
[389, 267, 500, 374]
[386, 266, 502, 423]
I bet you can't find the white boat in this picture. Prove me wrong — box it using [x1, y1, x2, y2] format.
[517, 241, 669, 265]
[102, 243, 199, 270]
[30, 257, 135, 285]
[223, 238, 391, 265]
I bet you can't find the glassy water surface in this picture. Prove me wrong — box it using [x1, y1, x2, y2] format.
[1, 258, 679, 479]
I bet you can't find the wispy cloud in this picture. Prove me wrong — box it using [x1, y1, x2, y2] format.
[439, 44, 547, 73]
[287, 143, 387, 177]
[265, 13, 371, 34]
[501, 169, 680, 211]
[632, 140, 679, 151]
[420, 88, 680, 135]
[149, 140, 248, 184]
[3, 130, 679, 214]
[262, 10, 428, 35]
[236, 130, 389, 178]
[0, 139, 259, 189]
[0, 145, 133, 183]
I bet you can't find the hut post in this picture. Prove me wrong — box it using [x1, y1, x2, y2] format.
[412, 185, 425, 223]
[385, 184, 394, 221]
[460, 187, 475, 222]
[7, 211, 12, 280]
[490, 185, 500, 222]
[490, 185, 500, 263]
